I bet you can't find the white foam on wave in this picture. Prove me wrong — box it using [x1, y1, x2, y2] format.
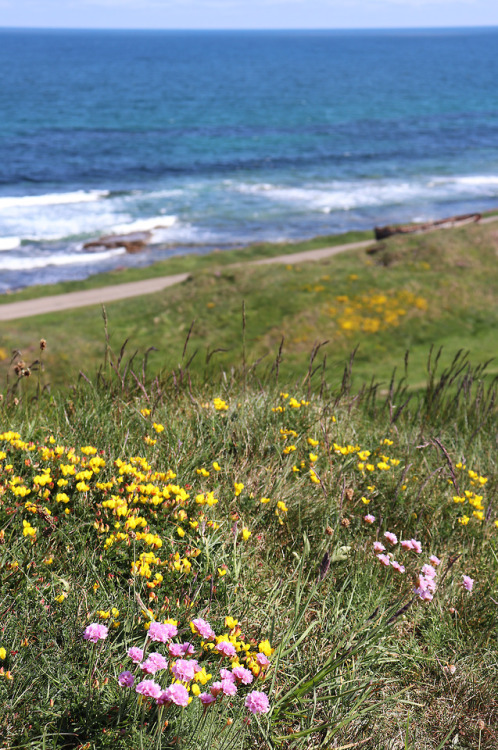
[0, 247, 126, 272]
[0, 236, 21, 251]
[0, 190, 110, 210]
[232, 174, 498, 213]
[111, 215, 177, 234]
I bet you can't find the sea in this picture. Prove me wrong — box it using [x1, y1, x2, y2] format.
[1, 27, 498, 292]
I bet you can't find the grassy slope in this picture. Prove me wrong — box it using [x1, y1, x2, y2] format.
[0, 355, 497, 749]
[2, 221, 497, 391]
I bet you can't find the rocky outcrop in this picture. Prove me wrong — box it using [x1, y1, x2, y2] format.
[374, 213, 481, 241]
[83, 231, 152, 254]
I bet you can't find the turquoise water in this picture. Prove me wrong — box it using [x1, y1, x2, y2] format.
[1, 28, 498, 290]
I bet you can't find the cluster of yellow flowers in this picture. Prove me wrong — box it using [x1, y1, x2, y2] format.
[327, 289, 428, 335]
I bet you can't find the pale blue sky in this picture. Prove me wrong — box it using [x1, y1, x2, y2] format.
[1, 0, 497, 30]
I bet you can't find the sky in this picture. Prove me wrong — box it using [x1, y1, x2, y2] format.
[1, 0, 498, 30]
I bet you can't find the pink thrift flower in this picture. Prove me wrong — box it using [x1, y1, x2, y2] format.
[232, 666, 253, 685]
[172, 658, 199, 682]
[373, 541, 386, 553]
[462, 575, 474, 592]
[384, 531, 398, 545]
[200, 692, 217, 705]
[159, 683, 190, 707]
[83, 623, 108, 643]
[391, 561, 405, 573]
[245, 690, 270, 714]
[400, 539, 414, 550]
[148, 621, 178, 643]
[118, 670, 134, 687]
[364, 514, 375, 524]
[214, 640, 237, 658]
[141, 652, 168, 675]
[221, 678, 237, 696]
[136, 679, 162, 699]
[169, 642, 194, 657]
[421, 564, 437, 579]
[191, 618, 215, 640]
[256, 653, 270, 667]
[210, 681, 223, 697]
[127, 646, 144, 663]
[376, 553, 391, 567]
[411, 539, 422, 554]
[429, 555, 441, 566]
[220, 668, 235, 682]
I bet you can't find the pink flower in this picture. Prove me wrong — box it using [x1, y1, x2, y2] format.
[400, 539, 414, 550]
[214, 640, 237, 658]
[210, 681, 223, 697]
[127, 646, 144, 663]
[232, 666, 253, 685]
[245, 690, 270, 714]
[411, 539, 422, 554]
[220, 668, 235, 682]
[221, 678, 237, 696]
[136, 679, 162, 699]
[148, 621, 177, 643]
[168, 642, 194, 657]
[376, 554, 391, 567]
[373, 541, 386, 553]
[384, 531, 398, 545]
[158, 683, 189, 707]
[429, 555, 441, 566]
[414, 573, 436, 600]
[200, 692, 217, 705]
[391, 561, 405, 573]
[83, 623, 108, 643]
[172, 658, 199, 682]
[141, 652, 169, 675]
[191, 618, 215, 640]
[462, 575, 474, 592]
[421, 564, 436, 579]
[118, 670, 134, 687]
[256, 653, 270, 667]
[364, 514, 375, 524]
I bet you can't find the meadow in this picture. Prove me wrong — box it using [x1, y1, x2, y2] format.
[0, 220, 497, 749]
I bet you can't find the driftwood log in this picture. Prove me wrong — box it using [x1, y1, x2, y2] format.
[374, 212, 481, 241]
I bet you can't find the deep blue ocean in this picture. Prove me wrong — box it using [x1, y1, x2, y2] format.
[1, 27, 498, 291]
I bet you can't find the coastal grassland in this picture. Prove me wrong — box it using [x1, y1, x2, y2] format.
[0, 345, 497, 750]
[1, 220, 498, 390]
[0, 230, 372, 305]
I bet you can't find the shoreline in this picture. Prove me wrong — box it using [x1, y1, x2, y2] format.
[1, 208, 497, 321]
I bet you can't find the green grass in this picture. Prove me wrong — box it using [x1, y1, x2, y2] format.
[0, 230, 372, 305]
[1, 220, 497, 391]
[0, 343, 497, 749]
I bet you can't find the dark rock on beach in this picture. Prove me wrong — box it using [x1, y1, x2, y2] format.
[83, 231, 152, 254]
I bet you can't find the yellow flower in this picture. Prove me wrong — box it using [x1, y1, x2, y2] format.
[260, 497, 271, 504]
[277, 501, 288, 513]
[225, 616, 238, 629]
[0, 648, 6, 660]
[241, 527, 251, 541]
[212, 461, 221, 471]
[152, 423, 164, 433]
[458, 515, 470, 526]
[234, 482, 244, 497]
[177, 527, 185, 538]
[217, 567, 227, 577]
[140, 408, 151, 417]
[55, 593, 67, 603]
[258, 639, 274, 657]
[307, 438, 319, 447]
[213, 398, 228, 411]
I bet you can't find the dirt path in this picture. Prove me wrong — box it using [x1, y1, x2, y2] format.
[0, 239, 373, 322]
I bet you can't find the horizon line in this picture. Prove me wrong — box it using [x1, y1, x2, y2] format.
[1, 24, 498, 32]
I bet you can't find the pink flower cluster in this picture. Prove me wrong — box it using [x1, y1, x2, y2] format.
[462, 575, 474, 592]
[414, 565, 437, 601]
[245, 690, 270, 714]
[141, 652, 169, 675]
[148, 621, 178, 643]
[400, 538, 422, 554]
[191, 618, 215, 639]
[83, 623, 109, 643]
